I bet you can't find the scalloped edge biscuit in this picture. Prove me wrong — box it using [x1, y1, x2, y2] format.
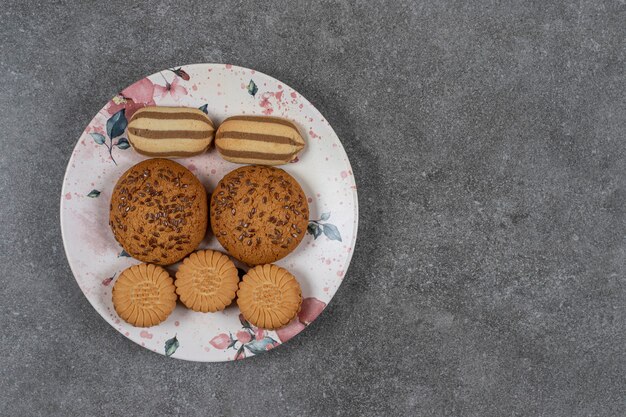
[112, 263, 177, 327]
[175, 250, 240, 312]
[236, 264, 302, 330]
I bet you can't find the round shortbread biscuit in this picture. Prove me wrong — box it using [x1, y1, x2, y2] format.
[175, 250, 240, 313]
[237, 264, 302, 330]
[112, 263, 177, 327]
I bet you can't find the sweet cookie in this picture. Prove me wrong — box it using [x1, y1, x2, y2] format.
[109, 158, 208, 265]
[128, 107, 215, 157]
[112, 263, 177, 327]
[215, 116, 305, 165]
[210, 165, 309, 265]
[237, 264, 302, 330]
[175, 250, 239, 312]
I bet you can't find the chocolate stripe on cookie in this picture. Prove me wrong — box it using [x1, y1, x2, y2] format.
[215, 145, 289, 161]
[214, 116, 305, 165]
[132, 149, 210, 158]
[224, 115, 297, 129]
[133, 111, 214, 126]
[127, 107, 215, 158]
[216, 131, 298, 145]
[129, 128, 213, 139]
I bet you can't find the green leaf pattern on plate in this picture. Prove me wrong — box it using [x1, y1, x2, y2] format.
[245, 337, 278, 355]
[116, 138, 130, 150]
[107, 109, 128, 139]
[62, 65, 357, 361]
[308, 223, 322, 239]
[90, 132, 105, 145]
[164, 336, 179, 357]
[322, 223, 342, 242]
[247, 79, 258, 96]
[308, 212, 342, 241]
[210, 315, 279, 359]
[234, 345, 245, 360]
[91, 109, 130, 165]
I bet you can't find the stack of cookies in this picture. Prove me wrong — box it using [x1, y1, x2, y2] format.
[110, 107, 309, 331]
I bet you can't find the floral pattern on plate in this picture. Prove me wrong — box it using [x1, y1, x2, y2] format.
[60, 64, 358, 362]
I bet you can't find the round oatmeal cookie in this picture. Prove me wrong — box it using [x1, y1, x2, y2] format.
[210, 165, 309, 265]
[109, 158, 208, 265]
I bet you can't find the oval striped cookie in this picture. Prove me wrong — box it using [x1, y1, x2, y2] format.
[127, 107, 215, 158]
[215, 116, 305, 165]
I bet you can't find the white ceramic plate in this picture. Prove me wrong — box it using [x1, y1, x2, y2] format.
[60, 64, 358, 361]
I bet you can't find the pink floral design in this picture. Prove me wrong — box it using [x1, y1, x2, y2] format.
[209, 333, 231, 349]
[257, 89, 290, 115]
[275, 320, 305, 343]
[208, 314, 280, 360]
[123, 78, 156, 103]
[91, 125, 105, 136]
[104, 99, 125, 116]
[101, 273, 115, 286]
[299, 298, 327, 324]
[259, 92, 274, 115]
[236, 330, 252, 344]
[276, 297, 327, 342]
[105, 78, 156, 119]
[168, 67, 190, 81]
[61, 64, 356, 362]
[255, 328, 264, 340]
[154, 76, 188, 101]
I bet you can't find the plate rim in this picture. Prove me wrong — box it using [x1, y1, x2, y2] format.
[60, 62, 359, 362]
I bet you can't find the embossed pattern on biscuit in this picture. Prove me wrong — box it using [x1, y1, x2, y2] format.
[175, 250, 240, 313]
[237, 264, 302, 330]
[112, 263, 177, 327]
[128, 107, 215, 157]
[215, 116, 305, 165]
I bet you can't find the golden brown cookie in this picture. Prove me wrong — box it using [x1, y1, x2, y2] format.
[215, 116, 305, 165]
[175, 250, 239, 312]
[112, 263, 177, 327]
[110, 158, 208, 265]
[128, 107, 215, 158]
[210, 166, 309, 265]
[237, 264, 302, 330]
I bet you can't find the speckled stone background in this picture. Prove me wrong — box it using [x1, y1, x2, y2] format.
[1, 1, 625, 416]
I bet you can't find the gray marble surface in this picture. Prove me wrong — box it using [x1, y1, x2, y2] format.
[1, 1, 625, 416]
